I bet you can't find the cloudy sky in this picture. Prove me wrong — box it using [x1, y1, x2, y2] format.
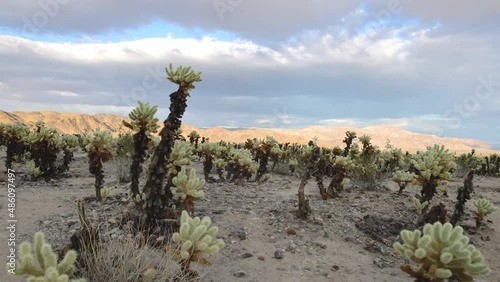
[0, 0, 499, 147]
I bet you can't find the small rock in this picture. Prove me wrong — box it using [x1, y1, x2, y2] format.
[233, 271, 246, 278]
[274, 250, 284, 260]
[287, 229, 297, 235]
[331, 265, 340, 271]
[242, 253, 253, 259]
[258, 256, 265, 261]
[233, 230, 247, 241]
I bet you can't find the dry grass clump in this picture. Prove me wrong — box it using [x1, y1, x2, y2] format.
[77, 236, 199, 282]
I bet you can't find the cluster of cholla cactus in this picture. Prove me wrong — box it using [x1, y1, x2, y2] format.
[393, 222, 490, 281]
[23, 123, 61, 179]
[58, 134, 79, 174]
[122, 101, 159, 198]
[326, 155, 355, 197]
[168, 211, 225, 276]
[7, 232, 86, 282]
[473, 198, 497, 228]
[83, 129, 116, 201]
[477, 153, 500, 176]
[0, 123, 29, 169]
[226, 148, 258, 185]
[247, 136, 279, 181]
[411, 145, 457, 203]
[141, 64, 201, 223]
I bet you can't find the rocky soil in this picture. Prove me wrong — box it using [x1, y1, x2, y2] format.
[0, 151, 499, 282]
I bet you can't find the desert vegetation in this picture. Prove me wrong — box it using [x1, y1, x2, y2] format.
[1, 64, 499, 282]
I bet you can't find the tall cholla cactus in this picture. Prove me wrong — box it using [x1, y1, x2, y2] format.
[187, 130, 200, 149]
[84, 129, 115, 201]
[169, 211, 225, 276]
[342, 131, 357, 157]
[327, 155, 354, 197]
[392, 170, 417, 194]
[0, 123, 29, 169]
[473, 198, 497, 228]
[171, 168, 205, 213]
[393, 222, 490, 281]
[7, 232, 86, 282]
[254, 136, 278, 181]
[123, 101, 159, 198]
[142, 64, 201, 223]
[23, 125, 61, 179]
[198, 142, 222, 182]
[58, 134, 79, 174]
[411, 145, 457, 203]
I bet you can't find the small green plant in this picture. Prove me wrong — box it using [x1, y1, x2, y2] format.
[168, 210, 225, 276]
[100, 186, 115, 201]
[413, 198, 429, 216]
[393, 222, 490, 281]
[7, 232, 86, 282]
[26, 160, 42, 180]
[473, 198, 498, 228]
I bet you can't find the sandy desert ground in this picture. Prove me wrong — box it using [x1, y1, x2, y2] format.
[0, 150, 499, 282]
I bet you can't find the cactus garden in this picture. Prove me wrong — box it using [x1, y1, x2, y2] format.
[1, 66, 499, 282]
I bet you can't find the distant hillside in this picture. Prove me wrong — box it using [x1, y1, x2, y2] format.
[0, 110, 497, 154]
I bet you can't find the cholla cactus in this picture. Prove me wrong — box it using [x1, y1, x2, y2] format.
[411, 145, 457, 203]
[171, 168, 205, 213]
[168, 140, 196, 175]
[83, 129, 115, 201]
[327, 156, 355, 197]
[0, 123, 29, 169]
[169, 211, 225, 275]
[198, 142, 222, 182]
[26, 160, 42, 179]
[253, 136, 278, 181]
[393, 222, 490, 281]
[226, 148, 257, 185]
[342, 131, 357, 156]
[58, 134, 79, 174]
[393, 170, 417, 194]
[7, 232, 86, 282]
[413, 198, 429, 215]
[187, 130, 200, 148]
[123, 101, 159, 198]
[213, 158, 227, 181]
[23, 126, 62, 179]
[473, 199, 498, 228]
[142, 64, 201, 223]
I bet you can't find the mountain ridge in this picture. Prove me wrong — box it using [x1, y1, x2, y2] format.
[0, 110, 497, 154]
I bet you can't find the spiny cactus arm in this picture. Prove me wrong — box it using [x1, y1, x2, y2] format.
[473, 199, 498, 217]
[393, 222, 490, 280]
[171, 168, 205, 199]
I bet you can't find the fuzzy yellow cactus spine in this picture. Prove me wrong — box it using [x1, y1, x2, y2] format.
[7, 232, 87, 282]
[473, 198, 497, 228]
[393, 222, 490, 281]
[171, 168, 205, 213]
[169, 211, 225, 276]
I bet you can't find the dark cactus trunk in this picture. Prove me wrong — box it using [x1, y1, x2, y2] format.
[129, 131, 149, 198]
[142, 88, 189, 223]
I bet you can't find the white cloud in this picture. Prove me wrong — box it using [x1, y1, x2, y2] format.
[48, 90, 80, 97]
